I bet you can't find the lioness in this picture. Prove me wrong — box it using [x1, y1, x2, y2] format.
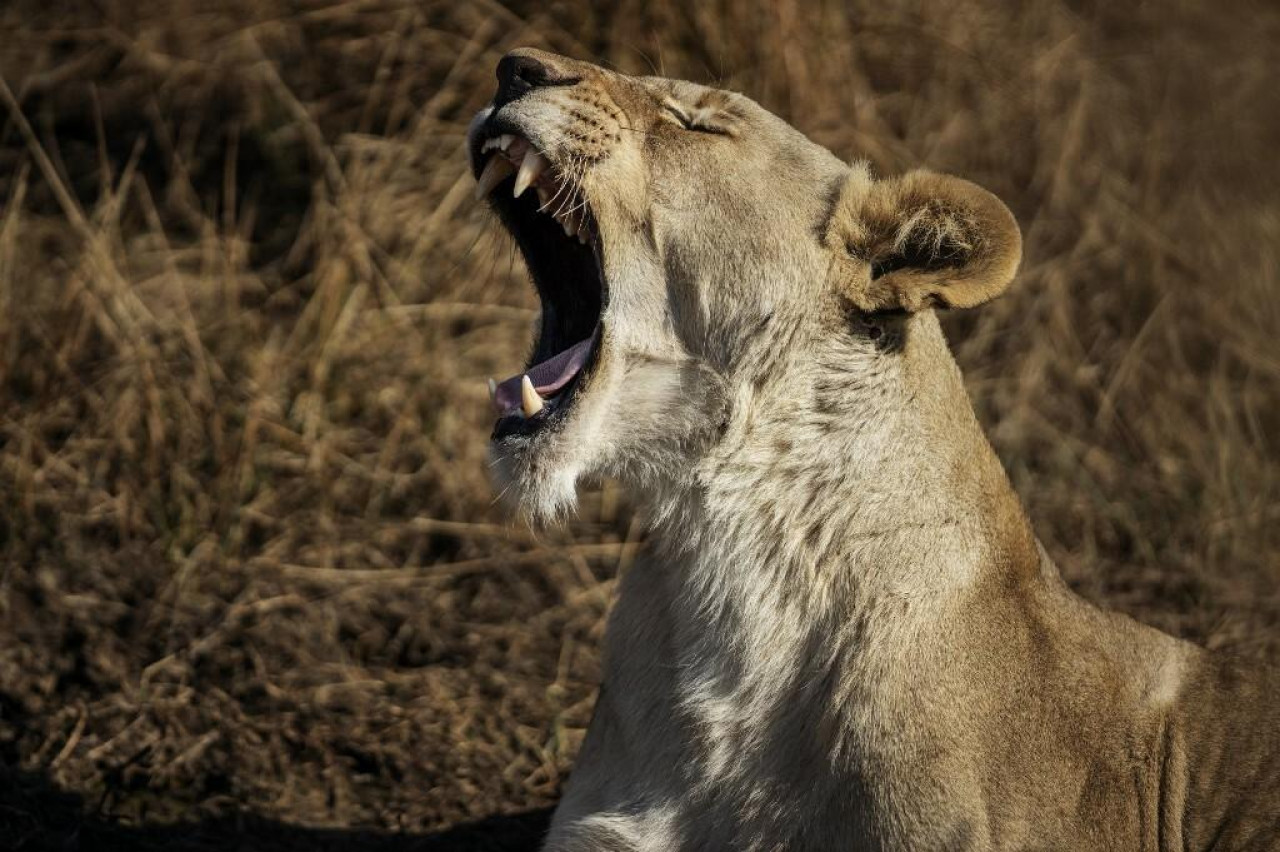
[467, 49, 1280, 851]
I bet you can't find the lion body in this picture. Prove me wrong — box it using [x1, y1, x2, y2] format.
[468, 49, 1280, 851]
[548, 314, 1280, 851]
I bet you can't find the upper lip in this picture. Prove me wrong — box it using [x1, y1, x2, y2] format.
[472, 132, 593, 244]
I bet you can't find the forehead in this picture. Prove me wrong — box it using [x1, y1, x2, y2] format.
[641, 76, 736, 104]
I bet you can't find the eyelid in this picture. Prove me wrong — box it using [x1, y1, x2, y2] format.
[664, 102, 693, 127]
[664, 102, 733, 137]
[663, 99, 735, 136]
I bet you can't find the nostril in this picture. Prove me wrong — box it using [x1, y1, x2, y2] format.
[511, 55, 554, 88]
[495, 53, 579, 107]
[497, 55, 547, 104]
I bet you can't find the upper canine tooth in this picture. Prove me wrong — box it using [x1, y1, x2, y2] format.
[487, 378, 498, 407]
[513, 150, 548, 198]
[520, 375, 544, 416]
[536, 186, 551, 210]
[499, 134, 515, 151]
[475, 156, 516, 199]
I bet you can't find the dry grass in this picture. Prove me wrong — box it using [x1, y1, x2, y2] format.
[0, 0, 1277, 848]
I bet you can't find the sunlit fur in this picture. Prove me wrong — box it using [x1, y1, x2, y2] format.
[473, 49, 1280, 852]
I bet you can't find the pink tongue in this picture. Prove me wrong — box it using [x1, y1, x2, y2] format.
[493, 329, 598, 413]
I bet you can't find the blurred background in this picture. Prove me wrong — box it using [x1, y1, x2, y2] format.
[0, 0, 1277, 849]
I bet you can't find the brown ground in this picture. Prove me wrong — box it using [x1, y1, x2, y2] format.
[0, 0, 1277, 849]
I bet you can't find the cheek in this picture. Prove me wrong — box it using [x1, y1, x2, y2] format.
[660, 240, 711, 335]
[657, 219, 824, 368]
[591, 144, 648, 205]
[646, 136, 720, 199]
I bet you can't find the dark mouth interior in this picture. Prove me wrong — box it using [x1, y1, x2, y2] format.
[471, 131, 606, 439]
[494, 184, 602, 365]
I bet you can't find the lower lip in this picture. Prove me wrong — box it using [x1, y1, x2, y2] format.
[491, 337, 600, 442]
[492, 391, 565, 441]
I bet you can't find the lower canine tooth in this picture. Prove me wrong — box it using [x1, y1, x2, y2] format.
[520, 375, 544, 416]
[475, 156, 516, 199]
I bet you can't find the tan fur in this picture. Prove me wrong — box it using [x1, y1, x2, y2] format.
[471, 49, 1280, 851]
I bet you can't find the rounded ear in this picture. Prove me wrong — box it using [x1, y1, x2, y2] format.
[823, 166, 1022, 313]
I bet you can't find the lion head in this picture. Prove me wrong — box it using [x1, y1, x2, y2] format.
[468, 49, 1021, 522]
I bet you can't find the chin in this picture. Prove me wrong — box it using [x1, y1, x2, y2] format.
[488, 444, 582, 525]
[487, 354, 626, 526]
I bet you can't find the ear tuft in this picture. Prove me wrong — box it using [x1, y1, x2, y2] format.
[825, 168, 1022, 313]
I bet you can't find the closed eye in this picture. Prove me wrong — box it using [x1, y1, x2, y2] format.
[663, 102, 731, 136]
[664, 103, 695, 128]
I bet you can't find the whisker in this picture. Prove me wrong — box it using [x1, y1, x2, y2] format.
[614, 124, 654, 137]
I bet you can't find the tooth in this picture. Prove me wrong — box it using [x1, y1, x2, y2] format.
[536, 186, 551, 210]
[474, 156, 516, 199]
[499, 134, 515, 150]
[513, 150, 547, 198]
[487, 378, 497, 406]
[520, 375, 544, 416]
[482, 138, 499, 153]
[562, 215, 576, 237]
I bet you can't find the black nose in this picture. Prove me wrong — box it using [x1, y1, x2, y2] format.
[495, 53, 560, 107]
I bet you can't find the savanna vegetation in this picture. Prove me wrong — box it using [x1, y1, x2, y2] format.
[1, 0, 1277, 849]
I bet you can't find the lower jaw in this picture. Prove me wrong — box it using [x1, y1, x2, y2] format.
[491, 371, 585, 442]
[492, 409, 558, 442]
[492, 328, 603, 442]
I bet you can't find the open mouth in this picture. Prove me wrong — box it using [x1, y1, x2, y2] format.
[470, 127, 606, 442]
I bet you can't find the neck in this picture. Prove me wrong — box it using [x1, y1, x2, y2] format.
[651, 311, 1039, 611]
[630, 313, 1041, 741]
[612, 312, 1047, 798]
